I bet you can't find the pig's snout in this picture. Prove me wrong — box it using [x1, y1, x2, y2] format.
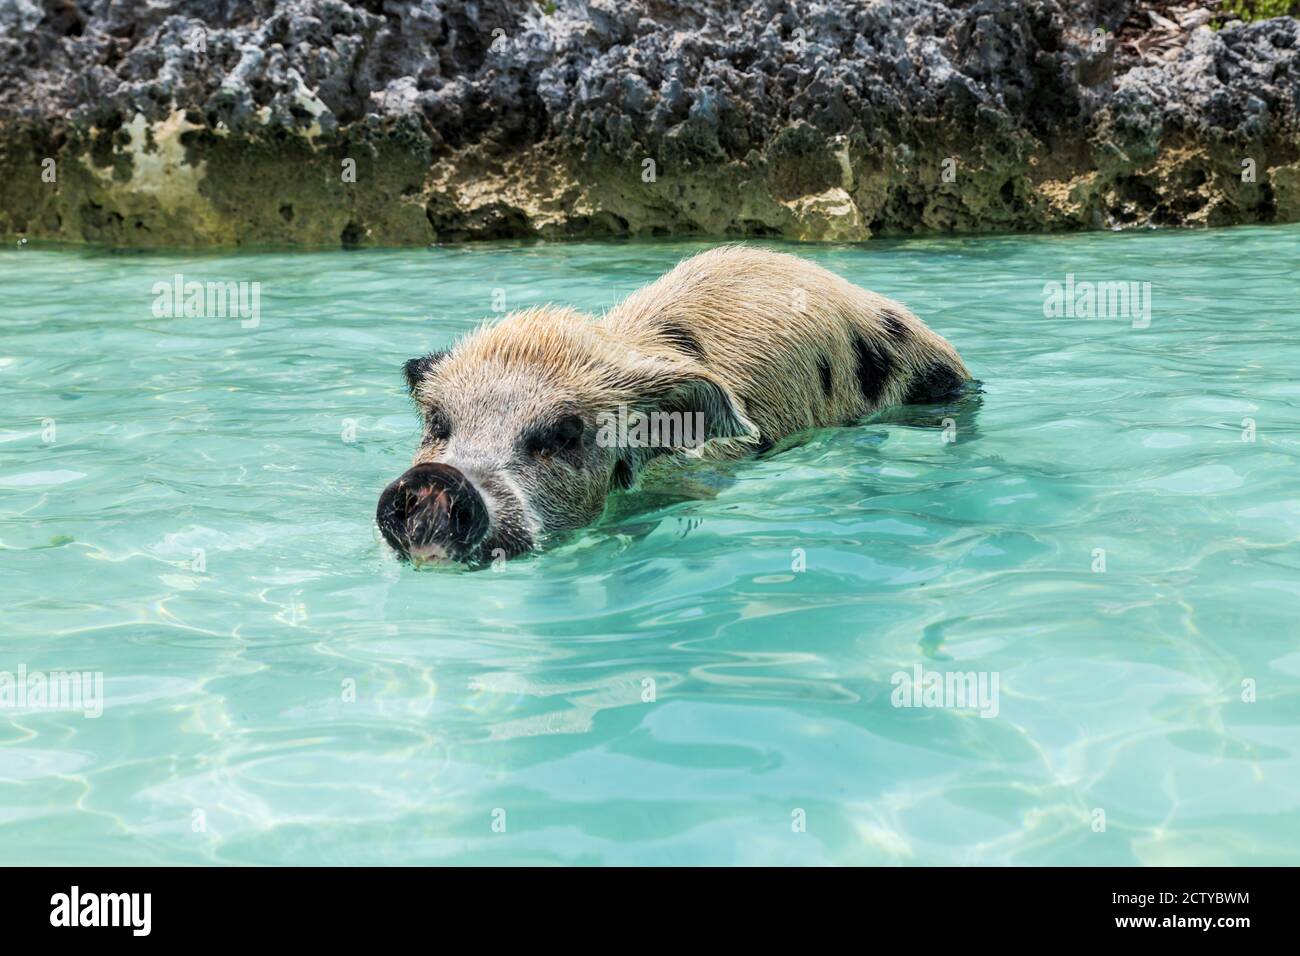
[376, 462, 489, 563]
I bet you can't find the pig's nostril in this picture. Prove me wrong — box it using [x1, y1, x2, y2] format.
[376, 463, 490, 560]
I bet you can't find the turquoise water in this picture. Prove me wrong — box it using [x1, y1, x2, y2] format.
[2, 227, 1299, 865]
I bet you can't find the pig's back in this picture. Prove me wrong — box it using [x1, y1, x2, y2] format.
[600, 246, 969, 451]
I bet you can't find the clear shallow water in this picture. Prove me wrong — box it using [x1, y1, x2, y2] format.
[1, 227, 1298, 865]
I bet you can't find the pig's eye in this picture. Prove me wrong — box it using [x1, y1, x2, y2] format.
[526, 414, 584, 458]
[425, 409, 451, 443]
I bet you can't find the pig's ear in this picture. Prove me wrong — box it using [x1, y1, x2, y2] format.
[632, 370, 759, 450]
[403, 350, 448, 395]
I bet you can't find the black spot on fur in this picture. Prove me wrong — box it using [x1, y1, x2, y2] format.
[881, 309, 910, 340]
[403, 351, 448, 394]
[852, 334, 894, 407]
[904, 362, 967, 404]
[817, 355, 833, 398]
[661, 323, 707, 360]
[612, 459, 635, 490]
[753, 433, 774, 455]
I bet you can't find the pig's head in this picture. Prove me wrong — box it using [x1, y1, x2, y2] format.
[376, 307, 757, 565]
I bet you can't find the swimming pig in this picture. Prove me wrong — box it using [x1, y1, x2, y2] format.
[377, 245, 969, 564]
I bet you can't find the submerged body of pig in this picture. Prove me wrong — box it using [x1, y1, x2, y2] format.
[377, 246, 969, 564]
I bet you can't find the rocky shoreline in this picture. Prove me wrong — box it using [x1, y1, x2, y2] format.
[1, 0, 1297, 247]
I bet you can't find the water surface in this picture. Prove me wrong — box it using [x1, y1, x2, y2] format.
[2, 227, 1298, 864]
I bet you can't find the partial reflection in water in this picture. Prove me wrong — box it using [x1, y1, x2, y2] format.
[2, 228, 1299, 865]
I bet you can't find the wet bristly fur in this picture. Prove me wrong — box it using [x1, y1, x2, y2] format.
[599, 245, 970, 455]
[399, 245, 969, 557]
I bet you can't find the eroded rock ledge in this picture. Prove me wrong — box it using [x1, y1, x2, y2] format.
[1, 0, 1297, 246]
